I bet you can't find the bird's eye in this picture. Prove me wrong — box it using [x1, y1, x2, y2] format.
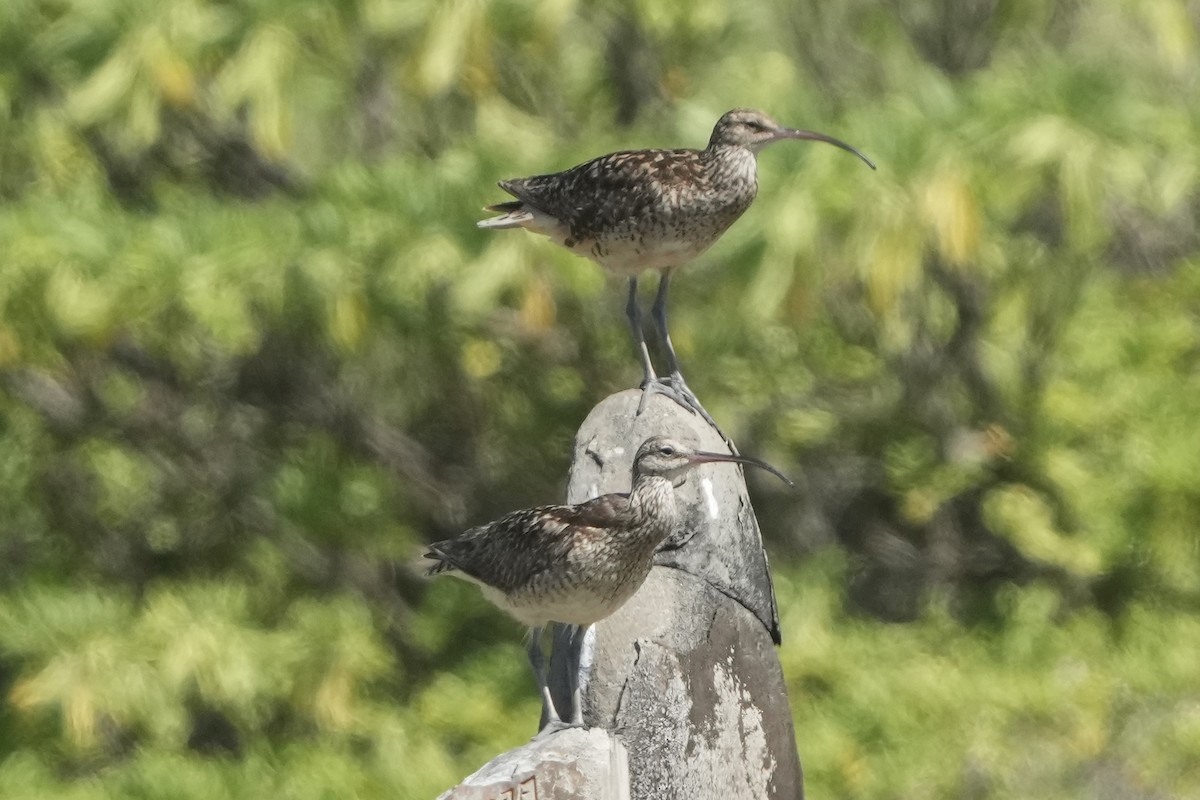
[659, 445, 675, 456]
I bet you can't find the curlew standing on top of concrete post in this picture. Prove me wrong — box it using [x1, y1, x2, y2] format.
[478, 108, 875, 429]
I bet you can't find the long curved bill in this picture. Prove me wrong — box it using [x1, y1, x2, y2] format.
[686, 450, 795, 488]
[775, 128, 876, 170]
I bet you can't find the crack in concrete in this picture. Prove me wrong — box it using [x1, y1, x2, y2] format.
[612, 638, 641, 731]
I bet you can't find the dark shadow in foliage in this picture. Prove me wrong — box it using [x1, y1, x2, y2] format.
[79, 108, 302, 211]
[185, 109, 302, 200]
[605, 14, 663, 127]
[186, 699, 242, 758]
[889, 0, 1001, 76]
[82, 129, 162, 212]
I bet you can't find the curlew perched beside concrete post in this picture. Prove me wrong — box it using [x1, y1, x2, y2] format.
[479, 108, 875, 430]
[437, 391, 804, 800]
[425, 434, 790, 732]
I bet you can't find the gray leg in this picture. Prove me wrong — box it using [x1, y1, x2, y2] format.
[626, 277, 657, 391]
[631, 271, 706, 417]
[651, 268, 684, 379]
[534, 624, 587, 738]
[649, 269, 726, 435]
[566, 625, 590, 726]
[527, 627, 562, 728]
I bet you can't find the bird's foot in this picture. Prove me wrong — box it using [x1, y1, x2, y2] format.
[636, 375, 696, 417]
[532, 718, 587, 740]
[663, 374, 736, 444]
[636, 375, 737, 452]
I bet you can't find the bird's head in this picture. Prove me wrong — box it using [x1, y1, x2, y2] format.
[631, 435, 794, 487]
[709, 108, 876, 169]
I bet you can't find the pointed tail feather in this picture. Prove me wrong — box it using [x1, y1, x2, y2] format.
[478, 201, 534, 230]
[423, 545, 458, 576]
[485, 200, 523, 213]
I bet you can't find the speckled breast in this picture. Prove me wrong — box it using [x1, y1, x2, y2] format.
[579, 149, 759, 275]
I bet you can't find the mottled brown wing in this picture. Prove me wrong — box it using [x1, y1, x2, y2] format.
[500, 148, 708, 242]
[424, 493, 631, 592]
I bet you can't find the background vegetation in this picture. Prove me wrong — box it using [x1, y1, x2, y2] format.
[1, 0, 1198, 797]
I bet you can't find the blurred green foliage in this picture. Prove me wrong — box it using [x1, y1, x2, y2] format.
[0, 0, 1198, 797]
